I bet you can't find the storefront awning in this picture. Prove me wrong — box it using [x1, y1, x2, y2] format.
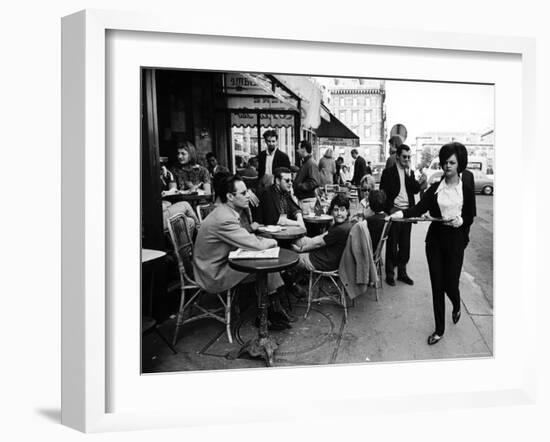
[272, 75, 323, 130]
[315, 112, 360, 147]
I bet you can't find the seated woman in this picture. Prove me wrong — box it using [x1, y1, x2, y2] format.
[359, 170, 376, 200]
[170, 141, 212, 194]
[291, 194, 352, 272]
[339, 164, 352, 184]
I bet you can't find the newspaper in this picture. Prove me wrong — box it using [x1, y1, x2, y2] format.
[228, 247, 280, 259]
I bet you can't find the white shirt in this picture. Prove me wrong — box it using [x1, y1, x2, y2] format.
[394, 163, 409, 209]
[265, 148, 277, 176]
[435, 176, 463, 219]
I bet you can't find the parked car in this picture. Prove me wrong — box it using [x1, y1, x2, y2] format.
[426, 169, 494, 195]
[471, 169, 494, 195]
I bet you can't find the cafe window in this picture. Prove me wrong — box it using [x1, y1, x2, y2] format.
[231, 126, 258, 169]
[229, 111, 296, 170]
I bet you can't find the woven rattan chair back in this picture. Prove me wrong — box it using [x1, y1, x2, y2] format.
[196, 203, 217, 223]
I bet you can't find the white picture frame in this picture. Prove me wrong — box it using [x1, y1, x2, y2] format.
[61, 9, 537, 433]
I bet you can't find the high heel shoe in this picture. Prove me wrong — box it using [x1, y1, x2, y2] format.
[427, 332, 443, 345]
[452, 309, 461, 324]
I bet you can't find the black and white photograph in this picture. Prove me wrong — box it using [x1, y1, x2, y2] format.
[140, 69, 494, 372]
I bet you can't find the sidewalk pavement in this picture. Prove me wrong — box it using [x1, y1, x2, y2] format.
[143, 221, 493, 373]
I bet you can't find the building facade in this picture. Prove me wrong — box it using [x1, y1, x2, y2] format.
[324, 78, 386, 166]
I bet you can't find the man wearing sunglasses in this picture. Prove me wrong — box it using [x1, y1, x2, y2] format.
[193, 175, 290, 330]
[256, 167, 304, 228]
[380, 144, 421, 286]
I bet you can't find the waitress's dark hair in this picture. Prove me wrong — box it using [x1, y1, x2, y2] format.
[439, 142, 468, 173]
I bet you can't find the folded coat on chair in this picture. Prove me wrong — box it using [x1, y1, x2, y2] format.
[338, 220, 378, 300]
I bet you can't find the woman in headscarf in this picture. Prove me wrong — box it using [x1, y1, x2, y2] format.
[318, 148, 336, 185]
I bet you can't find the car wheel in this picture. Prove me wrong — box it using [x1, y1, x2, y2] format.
[482, 185, 493, 195]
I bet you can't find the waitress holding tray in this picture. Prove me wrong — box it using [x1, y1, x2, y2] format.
[389, 142, 476, 345]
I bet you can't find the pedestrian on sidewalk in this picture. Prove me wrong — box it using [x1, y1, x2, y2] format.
[318, 148, 336, 185]
[389, 142, 476, 345]
[293, 140, 321, 214]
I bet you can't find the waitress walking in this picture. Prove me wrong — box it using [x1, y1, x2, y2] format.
[389, 142, 476, 345]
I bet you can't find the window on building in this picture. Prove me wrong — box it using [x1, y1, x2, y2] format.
[352, 126, 359, 136]
[352, 111, 359, 124]
[339, 97, 345, 107]
[339, 110, 346, 122]
[365, 97, 371, 107]
[364, 111, 371, 124]
[364, 126, 371, 138]
[357, 96, 365, 106]
[353, 97, 358, 107]
[345, 97, 352, 106]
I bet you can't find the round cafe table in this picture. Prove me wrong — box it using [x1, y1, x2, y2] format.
[228, 248, 299, 366]
[161, 191, 213, 207]
[303, 214, 333, 234]
[141, 249, 177, 354]
[256, 225, 306, 246]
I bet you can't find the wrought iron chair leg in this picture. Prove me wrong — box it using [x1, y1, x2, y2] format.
[305, 271, 313, 319]
[172, 287, 187, 346]
[225, 290, 233, 344]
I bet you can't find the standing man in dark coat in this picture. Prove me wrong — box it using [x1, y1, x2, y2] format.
[257, 130, 291, 180]
[293, 140, 321, 214]
[379, 144, 420, 286]
[351, 149, 367, 187]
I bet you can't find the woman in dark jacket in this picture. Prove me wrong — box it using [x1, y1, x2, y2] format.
[389, 142, 476, 345]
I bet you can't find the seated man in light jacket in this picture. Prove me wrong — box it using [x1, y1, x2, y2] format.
[291, 194, 352, 272]
[193, 174, 289, 329]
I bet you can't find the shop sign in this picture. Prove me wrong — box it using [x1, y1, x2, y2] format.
[228, 96, 289, 110]
[231, 112, 294, 128]
[225, 73, 268, 95]
[319, 137, 360, 147]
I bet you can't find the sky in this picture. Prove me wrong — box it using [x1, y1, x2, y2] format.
[315, 76, 494, 146]
[384, 80, 494, 145]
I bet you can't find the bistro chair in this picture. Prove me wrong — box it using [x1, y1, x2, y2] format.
[324, 184, 339, 201]
[304, 256, 349, 323]
[372, 220, 392, 302]
[196, 203, 217, 223]
[324, 184, 340, 194]
[166, 213, 236, 345]
[348, 186, 359, 208]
